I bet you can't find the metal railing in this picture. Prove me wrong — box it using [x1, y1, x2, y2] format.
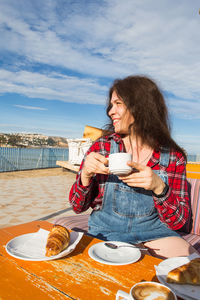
[187, 154, 200, 162]
[0, 147, 69, 172]
[0, 147, 199, 173]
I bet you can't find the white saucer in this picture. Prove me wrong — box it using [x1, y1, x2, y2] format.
[88, 241, 141, 265]
[110, 169, 131, 175]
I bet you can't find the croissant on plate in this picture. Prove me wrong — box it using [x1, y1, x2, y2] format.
[45, 225, 70, 257]
[166, 258, 200, 285]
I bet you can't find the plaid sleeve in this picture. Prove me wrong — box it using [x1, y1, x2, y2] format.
[153, 152, 189, 230]
[69, 141, 99, 213]
[69, 173, 98, 213]
[69, 136, 112, 213]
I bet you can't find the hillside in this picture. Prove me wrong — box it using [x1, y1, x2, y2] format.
[0, 133, 68, 147]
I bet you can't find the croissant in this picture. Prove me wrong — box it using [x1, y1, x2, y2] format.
[166, 258, 200, 285]
[45, 225, 70, 257]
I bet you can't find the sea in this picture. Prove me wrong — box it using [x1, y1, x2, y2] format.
[0, 147, 199, 173]
[0, 147, 69, 172]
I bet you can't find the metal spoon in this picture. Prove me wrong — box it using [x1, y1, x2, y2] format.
[104, 242, 148, 251]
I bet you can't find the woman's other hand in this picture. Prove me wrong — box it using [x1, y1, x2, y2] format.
[81, 152, 109, 186]
[118, 161, 165, 195]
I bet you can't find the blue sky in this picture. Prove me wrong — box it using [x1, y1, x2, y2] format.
[0, 0, 200, 154]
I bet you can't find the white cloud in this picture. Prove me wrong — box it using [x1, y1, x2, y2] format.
[0, 0, 199, 115]
[0, 69, 107, 104]
[174, 134, 200, 155]
[168, 97, 200, 120]
[14, 105, 47, 110]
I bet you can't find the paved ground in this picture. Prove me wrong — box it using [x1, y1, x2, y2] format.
[0, 168, 84, 229]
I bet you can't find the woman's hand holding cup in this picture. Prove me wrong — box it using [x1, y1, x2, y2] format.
[118, 161, 165, 194]
[81, 152, 109, 186]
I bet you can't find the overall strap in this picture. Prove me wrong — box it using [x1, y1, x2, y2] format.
[110, 139, 120, 154]
[159, 147, 170, 168]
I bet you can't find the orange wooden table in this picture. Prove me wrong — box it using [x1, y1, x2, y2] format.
[0, 220, 164, 300]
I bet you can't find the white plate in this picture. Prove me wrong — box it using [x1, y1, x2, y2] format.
[6, 228, 83, 261]
[155, 254, 200, 300]
[88, 241, 141, 265]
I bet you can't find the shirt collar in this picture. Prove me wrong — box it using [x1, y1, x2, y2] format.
[106, 132, 122, 143]
[149, 148, 164, 167]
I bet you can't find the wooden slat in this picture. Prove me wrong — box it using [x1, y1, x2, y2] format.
[0, 256, 67, 300]
[186, 172, 200, 179]
[83, 125, 106, 141]
[186, 162, 200, 171]
[186, 163, 200, 179]
[56, 160, 79, 172]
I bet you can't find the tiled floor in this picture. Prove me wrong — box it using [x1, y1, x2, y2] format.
[0, 168, 80, 228]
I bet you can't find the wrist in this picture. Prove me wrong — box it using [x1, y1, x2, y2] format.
[82, 168, 93, 180]
[152, 179, 165, 195]
[81, 169, 93, 187]
[152, 183, 169, 198]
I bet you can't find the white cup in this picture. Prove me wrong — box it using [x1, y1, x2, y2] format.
[116, 281, 177, 300]
[108, 153, 132, 175]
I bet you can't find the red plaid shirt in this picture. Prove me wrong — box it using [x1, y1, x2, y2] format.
[69, 133, 189, 230]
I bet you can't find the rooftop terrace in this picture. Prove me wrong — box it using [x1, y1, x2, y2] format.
[0, 168, 90, 229]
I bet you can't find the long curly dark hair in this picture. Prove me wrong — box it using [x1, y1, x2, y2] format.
[105, 75, 186, 159]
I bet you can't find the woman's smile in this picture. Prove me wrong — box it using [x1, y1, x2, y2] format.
[108, 90, 134, 134]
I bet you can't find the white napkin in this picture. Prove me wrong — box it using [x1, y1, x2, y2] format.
[6, 228, 83, 261]
[11, 229, 48, 257]
[155, 253, 200, 300]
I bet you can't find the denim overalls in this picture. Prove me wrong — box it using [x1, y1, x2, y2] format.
[88, 139, 179, 243]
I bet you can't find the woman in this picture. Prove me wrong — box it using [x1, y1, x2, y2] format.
[69, 75, 194, 258]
